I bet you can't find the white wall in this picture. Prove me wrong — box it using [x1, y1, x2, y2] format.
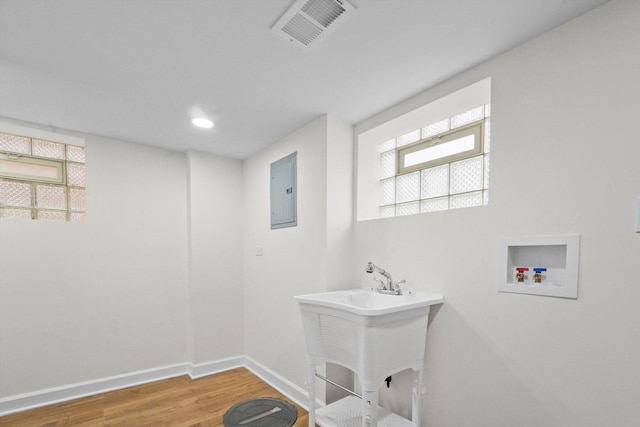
[0, 120, 190, 397]
[242, 114, 353, 392]
[353, 1, 640, 426]
[0, 124, 246, 406]
[326, 116, 355, 292]
[186, 151, 244, 364]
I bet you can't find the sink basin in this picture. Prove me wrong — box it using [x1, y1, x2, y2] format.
[295, 288, 444, 316]
[295, 288, 444, 381]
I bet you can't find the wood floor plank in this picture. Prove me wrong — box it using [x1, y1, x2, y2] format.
[0, 368, 316, 426]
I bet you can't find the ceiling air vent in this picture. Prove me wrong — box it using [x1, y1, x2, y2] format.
[272, 0, 356, 50]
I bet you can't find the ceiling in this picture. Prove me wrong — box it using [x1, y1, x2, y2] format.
[0, 0, 609, 159]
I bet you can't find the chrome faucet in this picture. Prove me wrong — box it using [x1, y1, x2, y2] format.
[366, 262, 404, 295]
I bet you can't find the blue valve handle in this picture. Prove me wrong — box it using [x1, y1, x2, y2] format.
[533, 268, 547, 273]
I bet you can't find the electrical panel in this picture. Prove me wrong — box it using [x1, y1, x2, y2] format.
[270, 152, 297, 229]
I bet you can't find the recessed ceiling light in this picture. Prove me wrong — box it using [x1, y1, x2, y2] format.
[191, 117, 214, 129]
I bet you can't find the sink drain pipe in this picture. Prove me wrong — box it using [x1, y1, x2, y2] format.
[315, 373, 362, 399]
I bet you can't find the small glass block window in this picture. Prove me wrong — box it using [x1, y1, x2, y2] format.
[70, 212, 86, 223]
[450, 156, 483, 195]
[484, 156, 490, 189]
[38, 210, 67, 221]
[380, 150, 396, 179]
[32, 139, 65, 160]
[396, 201, 420, 216]
[422, 118, 450, 139]
[0, 207, 32, 220]
[380, 205, 395, 218]
[379, 138, 396, 153]
[66, 145, 86, 163]
[69, 187, 86, 211]
[421, 197, 448, 213]
[36, 184, 67, 210]
[0, 179, 32, 207]
[396, 129, 421, 147]
[451, 106, 484, 129]
[396, 172, 420, 203]
[377, 103, 490, 218]
[0, 133, 31, 154]
[67, 163, 86, 187]
[0, 131, 85, 222]
[421, 164, 449, 199]
[450, 191, 483, 209]
[484, 118, 491, 153]
[380, 178, 396, 206]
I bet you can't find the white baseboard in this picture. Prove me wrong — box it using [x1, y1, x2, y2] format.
[243, 356, 317, 411]
[189, 356, 245, 379]
[0, 363, 189, 416]
[0, 356, 317, 417]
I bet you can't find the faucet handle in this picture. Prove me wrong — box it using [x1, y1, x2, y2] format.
[392, 279, 406, 289]
[372, 277, 386, 289]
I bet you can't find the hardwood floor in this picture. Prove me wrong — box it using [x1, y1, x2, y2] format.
[0, 368, 316, 426]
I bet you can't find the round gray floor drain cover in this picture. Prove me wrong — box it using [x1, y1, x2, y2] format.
[223, 397, 297, 427]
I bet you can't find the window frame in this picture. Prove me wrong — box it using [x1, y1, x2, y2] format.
[397, 121, 484, 175]
[0, 151, 66, 184]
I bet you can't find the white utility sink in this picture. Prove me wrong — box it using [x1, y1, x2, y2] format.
[295, 288, 443, 316]
[295, 288, 444, 427]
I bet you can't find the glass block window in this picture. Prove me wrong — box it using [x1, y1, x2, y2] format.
[378, 104, 490, 217]
[396, 129, 421, 147]
[396, 172, 420, 203]
[0, 131, 86, 222]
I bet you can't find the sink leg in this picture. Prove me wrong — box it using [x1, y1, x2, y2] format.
[412, 369, 423, 426]
[307, 360, 316, 427]
[361, 387, 379, 426]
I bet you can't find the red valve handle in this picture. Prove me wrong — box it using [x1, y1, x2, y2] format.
[516, 267, 529, 272]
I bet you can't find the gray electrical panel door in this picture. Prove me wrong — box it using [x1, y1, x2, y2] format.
[270, 152, 297, 229]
